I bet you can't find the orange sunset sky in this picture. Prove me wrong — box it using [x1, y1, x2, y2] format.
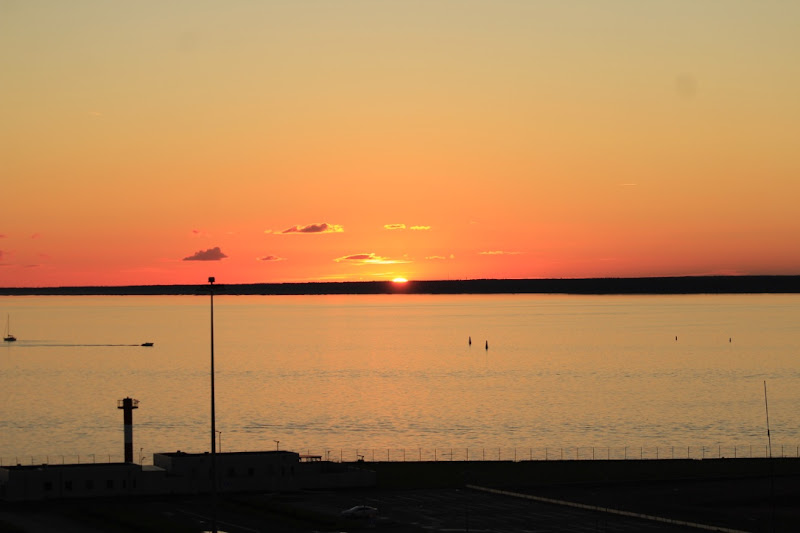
[2, 1, 799, 287]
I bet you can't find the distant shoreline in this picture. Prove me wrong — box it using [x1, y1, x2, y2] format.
[2, 275, 800, 296]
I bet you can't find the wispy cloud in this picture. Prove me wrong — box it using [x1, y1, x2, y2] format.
[183, 247, 228, 261]
[383, 224, 430, 231]
[257, 255, 285, 262]
[479, 250, 523, 255]
[426, 254, 455, 260]
[281, 223, 344, 234]
[334, 253, 410, 265]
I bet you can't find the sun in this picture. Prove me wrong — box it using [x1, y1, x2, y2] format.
[392, 277, 408, 283]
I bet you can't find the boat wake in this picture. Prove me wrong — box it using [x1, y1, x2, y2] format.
[6, 342, 152, 347]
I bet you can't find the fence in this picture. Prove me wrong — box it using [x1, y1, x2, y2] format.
[3, 444, 799, 467]
[7, 444, 798, 467]
[304, 444, 800, 463]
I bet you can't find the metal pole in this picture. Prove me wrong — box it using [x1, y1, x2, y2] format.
[209, 276, 217, 533]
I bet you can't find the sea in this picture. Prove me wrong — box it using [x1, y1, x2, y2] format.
[2, 293, 799, 465]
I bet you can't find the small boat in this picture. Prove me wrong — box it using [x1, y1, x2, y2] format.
[4, 314, 16, 342]
[141, 342, 154, 347]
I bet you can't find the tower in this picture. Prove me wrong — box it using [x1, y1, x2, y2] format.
[117, 397, 139, 463]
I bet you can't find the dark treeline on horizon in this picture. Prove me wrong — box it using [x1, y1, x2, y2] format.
[2, 275, 800, 296]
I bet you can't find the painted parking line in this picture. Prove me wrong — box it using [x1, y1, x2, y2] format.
[468, 485, 749, 533]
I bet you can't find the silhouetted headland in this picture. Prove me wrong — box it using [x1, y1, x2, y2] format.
[2, 275, 800, 296]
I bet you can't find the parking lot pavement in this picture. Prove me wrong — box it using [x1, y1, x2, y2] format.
[287, 487, 708, 532]
[5, 474, 797, 533]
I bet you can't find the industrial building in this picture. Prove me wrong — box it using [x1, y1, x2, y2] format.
[0, 450, 375, 502]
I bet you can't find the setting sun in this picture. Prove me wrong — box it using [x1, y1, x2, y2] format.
[392, 278, 408, 283]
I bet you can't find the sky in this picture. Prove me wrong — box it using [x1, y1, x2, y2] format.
[2, 1, 799, 287]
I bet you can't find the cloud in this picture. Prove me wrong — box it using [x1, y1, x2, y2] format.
[183, 247, 228, 261]
[383, 224, 430, 231]
[479, 250, 523, 255]
[257, 255, 285, 262]
[334, 253, 410, 265]
[281, 223, 343, 234]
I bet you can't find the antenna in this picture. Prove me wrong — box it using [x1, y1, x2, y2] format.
[764, 380, 772, 460]
[764, 380, 776, 528]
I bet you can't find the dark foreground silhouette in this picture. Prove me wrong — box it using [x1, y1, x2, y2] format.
[3, 459, 800, 532]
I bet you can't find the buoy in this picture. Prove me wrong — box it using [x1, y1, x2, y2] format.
[469, 336, 472, 345]
[485, 340, 488, 350]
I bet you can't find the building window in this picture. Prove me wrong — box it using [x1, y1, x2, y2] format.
[106, 479, 114, 489]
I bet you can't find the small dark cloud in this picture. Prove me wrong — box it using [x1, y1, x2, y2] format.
[183, 247, 228, 261]
[282, 223, 343, 234]
[336, 253, 376, 263]
[257, 255, 285, 262]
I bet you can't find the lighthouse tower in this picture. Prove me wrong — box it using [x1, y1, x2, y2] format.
[117, 397, 139, 463]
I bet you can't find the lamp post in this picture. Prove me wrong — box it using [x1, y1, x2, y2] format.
[209, 276, 218, 533]
[274, 440, 280, 451]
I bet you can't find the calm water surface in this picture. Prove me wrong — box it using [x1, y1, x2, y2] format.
[1, 294, 799, 463]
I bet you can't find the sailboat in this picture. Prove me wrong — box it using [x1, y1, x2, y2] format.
[4, 314, 17, 342]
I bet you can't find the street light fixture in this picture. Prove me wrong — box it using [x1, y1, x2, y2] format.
[274, 440, 280, 451]
[209, 276, 218, 533]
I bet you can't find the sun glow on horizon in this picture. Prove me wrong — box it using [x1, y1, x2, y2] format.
[392, 277, 408, 283]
